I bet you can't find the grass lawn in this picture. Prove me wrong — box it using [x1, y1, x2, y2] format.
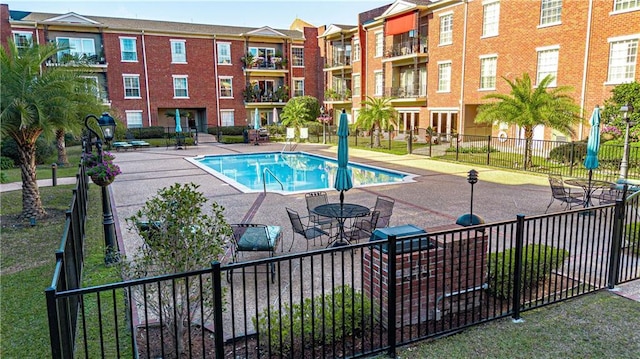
[0, 178, 124, 356]
[397, 291, 640, 358]
[0, 146, 85, 183]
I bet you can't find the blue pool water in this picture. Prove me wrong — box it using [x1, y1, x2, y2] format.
[189, 152, 415, 194]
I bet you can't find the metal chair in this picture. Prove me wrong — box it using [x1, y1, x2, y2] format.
[596, 184, 622, 205]
[229, 223, 282, 282]
[371, 196, 395, 228]
[286, 207, 330, 251]
[545, 174, 584, 213]
[305, 191, 337, 231]
[347, 210, 380, 242]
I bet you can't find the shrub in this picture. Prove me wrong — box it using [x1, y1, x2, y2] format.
[1, 136, 55, 165]
[254, 285, 375, 355]
[0, 172, 7, 184]
[487, 244, 569, 300]
[0, 156, 15, 170]
[625, 222, 640, 255]
[548, 141, 587, 164]
[445, 145, 496, 154]
[207, 126, 246, 136]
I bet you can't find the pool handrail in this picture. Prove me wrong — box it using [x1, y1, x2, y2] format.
[263, 168, 284, 193]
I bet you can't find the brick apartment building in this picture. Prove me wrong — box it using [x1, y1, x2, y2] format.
[2, 1, 639, 140]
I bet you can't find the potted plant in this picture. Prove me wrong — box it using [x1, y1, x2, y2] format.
[241, 53, 254, 68]
[84, 151, 122, 186]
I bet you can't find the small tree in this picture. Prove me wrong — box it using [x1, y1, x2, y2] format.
[280, 98, 310, 140]
[124, 182, 231, 356]
[356, 96, 398, 147]
[602, 81, 640, 140]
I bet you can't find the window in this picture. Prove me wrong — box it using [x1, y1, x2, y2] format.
[120, 37, 137, 62]
[13, 32, 33, 54]
[540, 0, 562, 26]
[171, 40, 186, 63]
[219, 77, 233, 98]
[173, 76, 189, 98]
[248, 46, 276, 68]
[439, 13, 453, 45]
[614, 0, 640, 11]
[353, 39, 360, 62]
[292, 47, 304, 66]
[82, 76, 100, 99]
[438, 61, 452, 92]
[220, 110, 235, 126]
[375, 31, 383, 57]
[480, 56, 497, 90]
[536, 47, 559, 86]
[607, 38, 638, 83]
[123, 75, 141, 98]
[353, 74, 361, 97]
[374, 71, 383, 96]
[293, 79, 304, 97]
[56, 37, 96, 61]
[217, 42, 231, 64]
[482, 1, 500, 37]
[419, 68, 427, 96]
[125, 111, 143, 128]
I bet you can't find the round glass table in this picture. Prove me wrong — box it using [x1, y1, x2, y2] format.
[312, 203, 370, 246]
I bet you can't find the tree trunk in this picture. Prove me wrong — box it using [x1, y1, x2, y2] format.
[18, 141, 47, 219]
[56, 129, 69, 166]
[524, 126, 534, 168]
[373, 125, 382, 148]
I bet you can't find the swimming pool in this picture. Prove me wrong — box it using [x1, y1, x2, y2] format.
[188, 152, 416, 194]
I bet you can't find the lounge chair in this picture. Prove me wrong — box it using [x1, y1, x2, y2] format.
[545, 174, 584, 213]
[126, 132, 151, 149]
[228, 223, 282, 282]
[112, 141, 133, 151]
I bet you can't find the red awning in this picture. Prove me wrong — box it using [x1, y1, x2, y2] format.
[386, 12, 416, 36]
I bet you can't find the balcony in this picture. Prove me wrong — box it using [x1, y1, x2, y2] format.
[386, 85, 426, 100]
[324, 55, 352, 72]
[323, 88, 352, 104]
[45, 53, 107, 70]
[383, 39, 428, 64]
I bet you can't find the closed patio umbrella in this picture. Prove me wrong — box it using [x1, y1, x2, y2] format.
[334, 109, 353, 207]
[272, 107, 279, 125]
[583, 106, 601, 207]
[175, 109, 182, 133]
[254, 108, 260, 130]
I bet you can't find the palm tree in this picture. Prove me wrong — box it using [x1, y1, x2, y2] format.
[280, 99, 309, 140]
[1, 39, 103, 219]
[475, 73, 582, 167]
[356, 96, 398, 147]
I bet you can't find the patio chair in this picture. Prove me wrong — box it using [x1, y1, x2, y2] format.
[370, 196, 395, 228]
[286, 207, 330, 251]
[347, 210, 380, 243]
[545, 174, 584, 213]
[596, 184, 622, 205]
[305, 191, 337, 232]
[228, 223, 282, 282]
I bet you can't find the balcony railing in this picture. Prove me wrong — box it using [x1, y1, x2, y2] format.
[386, 85, 426, 98]
[385, 39, 427, 58]
[326, 56, 351, 68]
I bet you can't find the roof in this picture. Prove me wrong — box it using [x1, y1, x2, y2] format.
[9, 10, 306, 39]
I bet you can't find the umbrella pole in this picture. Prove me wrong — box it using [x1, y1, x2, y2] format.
[339, 190, 344, 208]
[586, 169, 593, 208]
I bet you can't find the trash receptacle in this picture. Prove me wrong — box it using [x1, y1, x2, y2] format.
[369, 224, 434, 254]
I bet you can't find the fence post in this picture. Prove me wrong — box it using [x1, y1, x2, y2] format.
[45, 287, 63, 359]
[456, 135, 460, 161]
[511, 214, 525, 322]
[608, 199, 626, 289]
[569, 142, 575, 177]
[387, 234, 397, 358]
[355, 128, 358, 146]
[486, 135, 491, 165]
[211, 261, 225, 359]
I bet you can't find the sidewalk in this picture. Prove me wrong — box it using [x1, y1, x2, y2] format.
[0, 176, 77, 192]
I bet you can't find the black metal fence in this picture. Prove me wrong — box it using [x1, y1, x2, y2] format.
[45, 163, 89, 358]
[46, 187, 640, 358]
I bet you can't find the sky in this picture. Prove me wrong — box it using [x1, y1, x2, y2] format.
[5, 0, 392, 29]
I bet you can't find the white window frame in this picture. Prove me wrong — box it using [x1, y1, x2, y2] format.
[170, 39, 186, 63]
[482, 0, 500, 38]
[374, 70, 383, 96]
[437, 61, 452, 93]
[479, 55, 498, 90]
[353, 39, 360, 62]
[125, 110, 143, 128]
[217, 42, 231, 64]
[607, 35, 639, 84]
[293, 78, 305, 97]
[122, 74, 141, 99]
[82, 76, 100, 99]
[13, 31, 33, 52]
[439, 13, 453, 46]
[219, 76, 233, 98]
[613, 0, 640, 13]
[173, 75, 189, 98]
[220, 110, 235, 127]
[353, 74, 361, 97]
[56, 36, 96, 62]
[539, 0, 562, 27]
[536, 46, 559, 87]
[374, 31, 383, 58]
[119, 37, 138, 62]
[292, 47, 304, 67]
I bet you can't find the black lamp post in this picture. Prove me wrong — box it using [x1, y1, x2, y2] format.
[456, 169, 485, 226]
[84, 112, 119, 265]
[619, 103, 635, 180]
[320, 106, 327, 144]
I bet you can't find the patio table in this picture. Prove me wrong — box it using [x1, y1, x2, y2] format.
[312, 203, 370, 247]
[564, 178, 615, 207]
